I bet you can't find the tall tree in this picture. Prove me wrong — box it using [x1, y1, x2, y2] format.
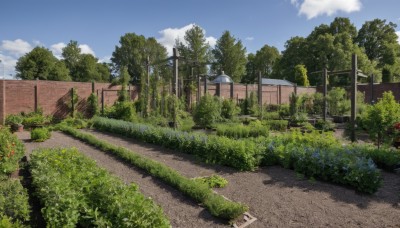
[278, 36, 307, 81]
[356, 19, 399, 67]
[212, 30, 247, 82]
[294, 64, 309, 86]
[242, 53, 256, 83]
[62, 40, 81, 76]
[253, 44, 280, 79]
[16, 47, 70, 81]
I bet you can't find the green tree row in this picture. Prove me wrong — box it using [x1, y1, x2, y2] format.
[15, 17, 400, 87]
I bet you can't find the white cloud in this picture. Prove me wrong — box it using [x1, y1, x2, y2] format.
[157, 24, 217, 56]
[291, 0, 362, 19]
[245, 37, 254, 41]
[396, 31, 400, 44]
[1, 39, 33, 57]
[0, 53, 18, 79]
[79, 44, 95, 56]
[98, 55, 111, 63]
[50, 42, 67, 59]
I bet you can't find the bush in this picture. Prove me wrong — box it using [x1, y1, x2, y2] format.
[215, 122, 269, 139]
[192, 175, 228, 188]
[262, 120, 288, 131]
[113, 101, 137, 122]
[0, 127, 25, 176]
[30, 147, 170, 227]
[5, 115, 23, 126]
[260, 130, 383, 193]
[221, 99, 240, 120]
[315, 119, 335, 131]
[262, 111, 280, 120]
[0, 179, 30, 224]
[22, 111, 52, 128]
[87, 93, 99, 117]
[30, 128, 51, 142]
[193, 94, 221, 128]
[60, 127, 248, 221]
[59, 117, 88, 129]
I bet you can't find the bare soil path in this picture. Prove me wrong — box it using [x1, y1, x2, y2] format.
[18, 130, 400, 227]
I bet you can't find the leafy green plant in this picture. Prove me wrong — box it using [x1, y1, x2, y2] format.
[113, 101, 138, 122]
[262, 120, 288, 131]
[30, 147, 170, 227]
[5, 115, 23, 126]
[193, 94, 221, 128]
[327, 87, 350, 116]
[59, 126, 248, 221]
[221, 99, 240, 120]
[361, 91, 400, 148]
[315, 119, 335, 131]
[192, 175, 228, 188]
[0, 127, 25, 176]
[0, 179, 30, 224]
[87, 93, 99, 117]
[21, 111, 52, 128]
[215, 122, 269, 139]
[30, 127, 51, 142]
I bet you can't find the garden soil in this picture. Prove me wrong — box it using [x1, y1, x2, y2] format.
[18, 130, 400, 228]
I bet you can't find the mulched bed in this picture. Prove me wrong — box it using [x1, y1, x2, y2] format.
[18, 130, 400, 227]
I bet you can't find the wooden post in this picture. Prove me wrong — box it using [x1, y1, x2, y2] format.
[278, 85, 282, 105]
[91, 81, 95, 93]
[71, 88, 75, 118]
[216, 83, 221, 97]
[323, 68, 328, 121]
[230, 82, 234, 99]
[173, 48, 179, 97]
[204, 76, 208, 94]
[197, 75, 201, 103]
[34, 84, 38, 113]
[245, 84, 248, 98]
[101, 88, 104, 115]
[370, 74, 374, 104]
[172, 48, 179, 129]
[351, 54, 357, 142]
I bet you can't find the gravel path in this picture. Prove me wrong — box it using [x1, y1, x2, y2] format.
[17, 131, 227, 228]
[18, 130, 400, 228]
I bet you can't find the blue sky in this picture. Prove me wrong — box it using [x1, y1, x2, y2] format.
[1, 0, 399, 78]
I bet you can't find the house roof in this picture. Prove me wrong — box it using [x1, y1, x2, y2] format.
[262, 78, 294, 86]
[212, 71, 233, 83]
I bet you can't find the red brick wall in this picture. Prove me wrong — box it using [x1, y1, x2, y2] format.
[358, 82, 400, 103]
[0, 79, 139, 123]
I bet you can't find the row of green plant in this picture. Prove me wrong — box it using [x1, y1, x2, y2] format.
[259, 131, 382, 193]
[0, 179, 31, 227]
[59, 126, 248, 221]
[215, 121, 269, 139]
[92, 116, 259, 171]
[192, 175, 228, 188]
[90, 117, 399, 193]
[30, 147, 170, 227]
[0, 127, 31, 226]
[0, 127, 25, 176]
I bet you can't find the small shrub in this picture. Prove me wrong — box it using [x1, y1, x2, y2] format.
[193, 94, 221, 128]
[193, 175, 228, 188]
[0, 127, 25, 176]
[262, 120, 288, 131]
[5, 115, 23, 126]
[31, 128, 51, 142]
[315, 119, 335, 131]
[221, 99, 240, 120]
[0, 179, 30, 223]
[262, 111, 280, 120]
[87, 93, 99, 117]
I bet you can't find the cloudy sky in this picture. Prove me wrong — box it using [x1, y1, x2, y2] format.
[1, 0, 399, 78]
